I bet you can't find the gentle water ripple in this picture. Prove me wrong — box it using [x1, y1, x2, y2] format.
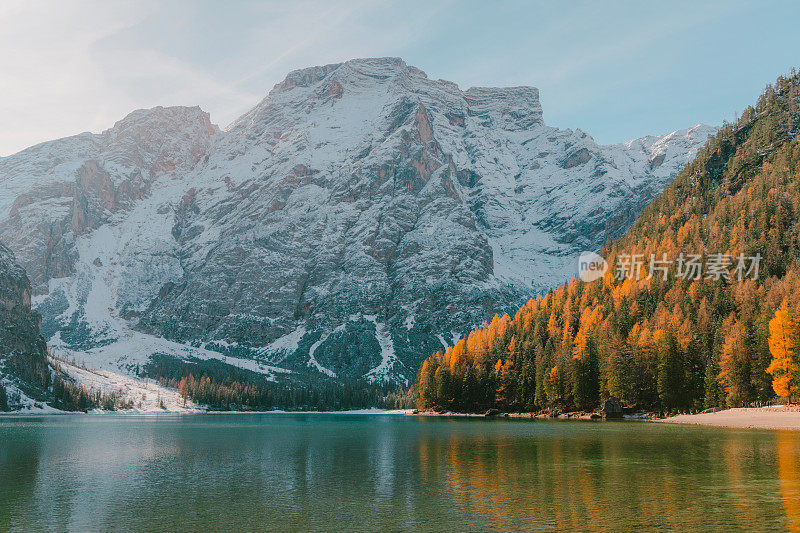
[0, 414, 798, 532]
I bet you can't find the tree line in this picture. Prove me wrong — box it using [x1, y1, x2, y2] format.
[51, 373, 134, 412]
[143, 353, 413, 411]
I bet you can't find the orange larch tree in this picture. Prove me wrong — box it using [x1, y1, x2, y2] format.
[767, 300, 799, 401]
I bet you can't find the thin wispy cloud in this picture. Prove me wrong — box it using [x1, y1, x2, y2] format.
[1, 0, 798, 156]
[0, 1, 153, 154]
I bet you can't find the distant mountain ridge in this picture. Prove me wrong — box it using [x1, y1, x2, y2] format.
[0, 57, 714, 388]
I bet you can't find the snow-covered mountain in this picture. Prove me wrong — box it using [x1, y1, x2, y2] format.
[0, 58, 715, 386]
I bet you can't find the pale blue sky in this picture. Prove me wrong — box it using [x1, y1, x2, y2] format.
[2, 0, 799, 155]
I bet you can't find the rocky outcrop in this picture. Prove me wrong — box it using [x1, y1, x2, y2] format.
[0, 241, 49, 405]
[0, 58, 715, 385]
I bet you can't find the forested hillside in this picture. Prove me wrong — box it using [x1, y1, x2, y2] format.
[416, 70, 800, 414]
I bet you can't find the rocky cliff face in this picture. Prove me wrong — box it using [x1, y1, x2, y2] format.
[0, 106, 218, 293]
[0, 58, 715, 385]
[0, 241, 49, 408]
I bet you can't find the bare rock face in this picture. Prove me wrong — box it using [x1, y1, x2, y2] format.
[0, 58, 715, 385]
[0, 241, 49, 405]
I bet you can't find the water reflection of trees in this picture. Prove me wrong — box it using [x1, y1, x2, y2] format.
[416, 422, 800, 531]
[777, 431, 800, 533]
[4, 418, 800, 531]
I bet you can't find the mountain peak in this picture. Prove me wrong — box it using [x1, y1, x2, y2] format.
[109, 105, 219, 137]
[231, 57, 543, 135]
[272, 57, 416, 93]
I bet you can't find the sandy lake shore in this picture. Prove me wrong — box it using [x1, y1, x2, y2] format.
[660, 406, 800, 431]
[411, 406, 800, 431]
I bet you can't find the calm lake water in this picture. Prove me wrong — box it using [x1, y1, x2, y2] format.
[1, 414, 799, 532]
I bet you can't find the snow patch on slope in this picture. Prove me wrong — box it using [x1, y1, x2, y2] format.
[307, 333, 337, 378]
[49, 329, 291, 383]
[0, 379, 61, 414]
[53, 357, 203, 413]
[259, 325, 306, 363]
[364, 315, 402, 384]
[436, 334, 450, 351]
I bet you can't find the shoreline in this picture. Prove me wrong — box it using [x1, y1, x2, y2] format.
[658, 406, 800, 431]
[0, 408, 415, 417]
[411, 406, 800, 431]
[4, 406, 800, 431]
[409, 410, 608, 420]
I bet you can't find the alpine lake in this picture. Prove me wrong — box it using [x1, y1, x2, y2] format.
[1, 414, 798, 532]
